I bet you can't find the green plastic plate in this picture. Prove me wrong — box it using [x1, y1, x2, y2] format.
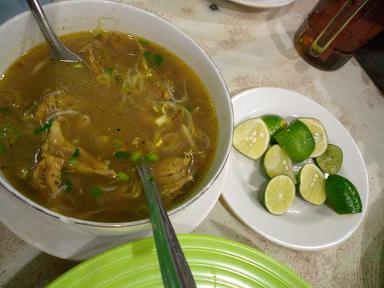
[48, 234, 310, 288]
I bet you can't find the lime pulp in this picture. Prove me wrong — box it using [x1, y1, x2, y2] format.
[316, 144, 343, 174]
[264, 175, 295, 215]
[263, 144, 296, 183]
[233, 118, 270, 160]
[299, 163, 326, 205]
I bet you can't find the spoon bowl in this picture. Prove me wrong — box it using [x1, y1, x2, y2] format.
[26, 0, 82, 62]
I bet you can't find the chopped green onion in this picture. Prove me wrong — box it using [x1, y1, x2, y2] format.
[138, 38, 150, 46]
[73, 63, 83, 69]
[0, 143, 5, 155]
[34, 120, 53, 135]
[62, 179, 73, 192]
[68, 148, 80, 166]
[0, 126, 21, 147]
[95, 30, 103, 39]
[114, 74, 122, 82]
[117, 172, 130, 182]
[143, 51, 152, 60]
[131, 151, 142, 162]
[103, 67, 114, 75]
[153, 54, 164, 67]
[90, 186, 103, 199]
[148, 176, 155, 182]
[185, 105, 193, 112]
[0, 107, 10, 113]
[143, 51, 164, 67]
[114, 151, 130, 159]
[144, 152, 159, 162]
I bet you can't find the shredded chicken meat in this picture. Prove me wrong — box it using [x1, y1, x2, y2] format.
[35, 93, 77, 122]
[32, 121, 116, 197]
[153, 156, 193, 198]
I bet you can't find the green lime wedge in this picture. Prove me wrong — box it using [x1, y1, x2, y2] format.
[264, 175, 295, 215]
[325, 174, 362, 214]
[274, 119, 315, 162]
[263, 144, 296, 183]
[299, 118, 328, 157]
[233, 118, 270, 160]
[261, 114, 287, 139]
[315, 144, 343, 174]
[299, 163, 326, 205]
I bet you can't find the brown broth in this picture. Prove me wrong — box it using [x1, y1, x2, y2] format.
[0, 31, 218, 222]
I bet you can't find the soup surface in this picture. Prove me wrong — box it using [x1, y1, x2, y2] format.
[0, 31, 217, 222]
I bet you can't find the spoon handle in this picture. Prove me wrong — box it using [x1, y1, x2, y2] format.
[136, 162, 196, 288]
[26, 0, 81, 62]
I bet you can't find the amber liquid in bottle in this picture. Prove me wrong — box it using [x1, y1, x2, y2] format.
[294, 0, 384, 71]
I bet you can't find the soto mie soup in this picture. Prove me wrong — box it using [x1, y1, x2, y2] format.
[0, 31, 218, 222]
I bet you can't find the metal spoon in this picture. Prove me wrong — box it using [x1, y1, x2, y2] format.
[136, 160, 196, 288]
[26, 0, 82, 62]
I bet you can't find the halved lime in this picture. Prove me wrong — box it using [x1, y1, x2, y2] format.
[263, 144, 296, 183]
[264, 175, 295, 215]
[261, 114, 287, 139]
[299, 163, 326, 205]
[325, 174, 362, 214]
[233, 118, 270, 160]
[315, 144, 343, 174]
[274, 120, 315, 162]
[299, 118, 328, 157]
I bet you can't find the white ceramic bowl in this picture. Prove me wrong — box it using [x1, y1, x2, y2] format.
[0, 0, 233, 259]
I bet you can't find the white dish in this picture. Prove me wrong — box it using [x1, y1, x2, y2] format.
[222, 87, 369, 250]
[225, 0, 295, 8]
[0, 162, 228, 260]
[0, 0, 233, 259]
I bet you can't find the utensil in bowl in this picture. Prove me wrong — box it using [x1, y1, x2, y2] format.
[137, 161, 196, 288]
[26, 0, 82, 62]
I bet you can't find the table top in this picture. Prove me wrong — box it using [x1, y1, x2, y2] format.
[1, 0, 383, 287]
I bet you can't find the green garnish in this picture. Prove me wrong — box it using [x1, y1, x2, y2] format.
[138, 38, 150, 46]
[62, 179, 73, 192]
[34, 120, 53, 135]
[0, 143, 5, 155]
[114, 74, 122, 82]
[103, 67, 114, 75]
[143, 51, 164, 67]
[0, 125, 21, 146]
[0, 107, 10, 113]
[73, 63, 83, 69]
[90, 186, 103, 199]
[148, 176, 155, 182]
[114, 151, 130, 159]
[117, 172, 130, 182]
[68, 148, 80, 166]
[144, 152, 159, 162]
[131, 151, 142, 162]
[95, 30, 103, 39]
[114, 139, 124, 149]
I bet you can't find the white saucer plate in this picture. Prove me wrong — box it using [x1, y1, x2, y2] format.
[226, 0, 295, 8]
[222, 87, 368, 250]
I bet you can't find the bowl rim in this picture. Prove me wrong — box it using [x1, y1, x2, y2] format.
[0, 0, 234, 228]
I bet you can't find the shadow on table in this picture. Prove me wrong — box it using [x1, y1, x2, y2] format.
[4, 253, 77, 288]
[361, 190, 384, 288]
